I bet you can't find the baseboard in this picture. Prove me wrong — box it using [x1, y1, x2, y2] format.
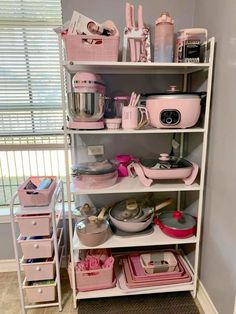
[197, 280, 218, 314]
[0, 259, 18, 272]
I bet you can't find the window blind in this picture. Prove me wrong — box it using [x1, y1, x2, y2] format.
[0, 0, 63, 135]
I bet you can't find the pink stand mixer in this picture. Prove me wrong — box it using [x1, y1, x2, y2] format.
[67, 72, 106, 129]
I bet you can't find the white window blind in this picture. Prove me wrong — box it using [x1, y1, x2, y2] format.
[0, 0, 63, 135]
[0, 1, 67, 206]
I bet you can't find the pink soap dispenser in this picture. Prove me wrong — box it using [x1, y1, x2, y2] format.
[154, 12, 174, 62]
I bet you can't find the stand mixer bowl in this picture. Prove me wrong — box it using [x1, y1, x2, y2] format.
[68, 72, 105, 122]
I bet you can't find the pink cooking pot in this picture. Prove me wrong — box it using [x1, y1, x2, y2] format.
[153, 210, 197, 238]
[144, 90, 206, 129]
[71, 160, 118, 189]
[128, 153, 199, 186]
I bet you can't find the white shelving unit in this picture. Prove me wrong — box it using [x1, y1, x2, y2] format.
[10, 180, 67, 314]
[60, 37, 215, 308]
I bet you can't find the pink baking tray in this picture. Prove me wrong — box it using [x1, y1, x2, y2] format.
[121, 255, 192, 288]
[127, 250, 185, 281]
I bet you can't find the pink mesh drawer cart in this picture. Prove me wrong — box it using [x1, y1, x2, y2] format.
[10, 180, 67, 314]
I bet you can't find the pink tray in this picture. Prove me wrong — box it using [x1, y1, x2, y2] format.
[121, 255, 192, 289]
[127, 250, 185, 281]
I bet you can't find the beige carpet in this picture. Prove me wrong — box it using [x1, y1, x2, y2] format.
[78, 292, 200, 314]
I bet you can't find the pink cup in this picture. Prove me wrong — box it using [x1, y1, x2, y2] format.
[122, 106, 148, 129]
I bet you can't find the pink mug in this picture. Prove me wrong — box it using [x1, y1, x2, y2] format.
[122, 106, 148, 129]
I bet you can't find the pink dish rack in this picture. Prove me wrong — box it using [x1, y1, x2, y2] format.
[17, 176, 57, 207]
[62, 34, 119, 61]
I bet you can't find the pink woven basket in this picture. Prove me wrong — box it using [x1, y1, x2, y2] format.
[62, 34, 119, 61]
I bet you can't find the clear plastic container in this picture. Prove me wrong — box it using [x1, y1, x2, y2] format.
[154, 12, 174, 63]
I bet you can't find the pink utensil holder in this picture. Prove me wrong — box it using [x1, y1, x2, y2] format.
[122, 106, 138, 129]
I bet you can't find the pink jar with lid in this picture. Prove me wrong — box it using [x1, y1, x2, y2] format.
[115, 155, 132, 177]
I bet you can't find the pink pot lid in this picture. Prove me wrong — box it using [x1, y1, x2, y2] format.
[140, 154, 193, 169]
[71, 160, 116, 175]
[158, 211, 196, 230]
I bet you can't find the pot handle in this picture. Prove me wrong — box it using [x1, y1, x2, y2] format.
[183, 162, 199, 185]
[129, 162, 153, 187]
[154, 198, 173, 212]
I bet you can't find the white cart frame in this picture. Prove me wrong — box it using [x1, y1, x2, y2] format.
[10, 180, 67, 314]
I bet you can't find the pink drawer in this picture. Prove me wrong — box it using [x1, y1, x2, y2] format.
[23, 278, 56, 303]
[17, 176, 57, 207]
[16, 214, 51, 237]
[18, 234, 54, 259]
[21, 257, 55, 281]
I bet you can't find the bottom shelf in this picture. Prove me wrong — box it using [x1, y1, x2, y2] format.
[75, 254, 194, 300]
[76, 280, 194, 300]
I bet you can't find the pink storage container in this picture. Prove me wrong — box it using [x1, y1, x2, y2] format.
[62, 34, 119, 61]
[68, 262, 114, 292]
[18, 234, 54, 259]
[21, 257, 55, 281]
[16, 214, 51, 237]
[17, 176, 57, 207]
[23, 278, 56, 303]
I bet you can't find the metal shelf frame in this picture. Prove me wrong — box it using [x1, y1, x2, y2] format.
[59, 36, 215, 308]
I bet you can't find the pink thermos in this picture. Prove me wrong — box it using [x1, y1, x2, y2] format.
[154, 12, 174, 62]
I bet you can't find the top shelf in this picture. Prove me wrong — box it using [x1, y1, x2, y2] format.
[63, 61, 210, 75]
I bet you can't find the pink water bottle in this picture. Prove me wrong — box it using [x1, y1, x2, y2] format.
[154, 12, 174, 62]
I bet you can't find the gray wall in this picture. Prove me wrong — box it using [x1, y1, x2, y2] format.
[194, 1, 236, 313]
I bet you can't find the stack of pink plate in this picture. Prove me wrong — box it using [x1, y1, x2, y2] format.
[120, 250, 192, 289]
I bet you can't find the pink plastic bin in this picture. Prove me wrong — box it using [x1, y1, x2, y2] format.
[17, 176, 57, 207]
[62, 34, 119, 61]
[18, 234, 54, 259]
[68, 262, 114, 292]
[21, 257, 55, 281]
[16, 214, 51, 237]
[23, 278, 56, 303]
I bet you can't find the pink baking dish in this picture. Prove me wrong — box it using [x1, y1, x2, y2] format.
[15, 214, 51, 237]
[140, 251, 178, 273]
[127, 252, 185, 281]
[23, 278, 56, 303]
[73, 171, 118, 189]
[17, 176, 57, 207]
[18, 234, 54, 259]
[21, 256, 55, 281]
[122, 255, 192, 288]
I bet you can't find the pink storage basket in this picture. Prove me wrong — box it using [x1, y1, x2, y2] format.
[62, 34, 119, 61]
[68, 262, 114, 292]
[21, 257, 55, 281]
[23, 278, 56, 303]
[16, 214, 51, 237]
[17, 176, 57, 207]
